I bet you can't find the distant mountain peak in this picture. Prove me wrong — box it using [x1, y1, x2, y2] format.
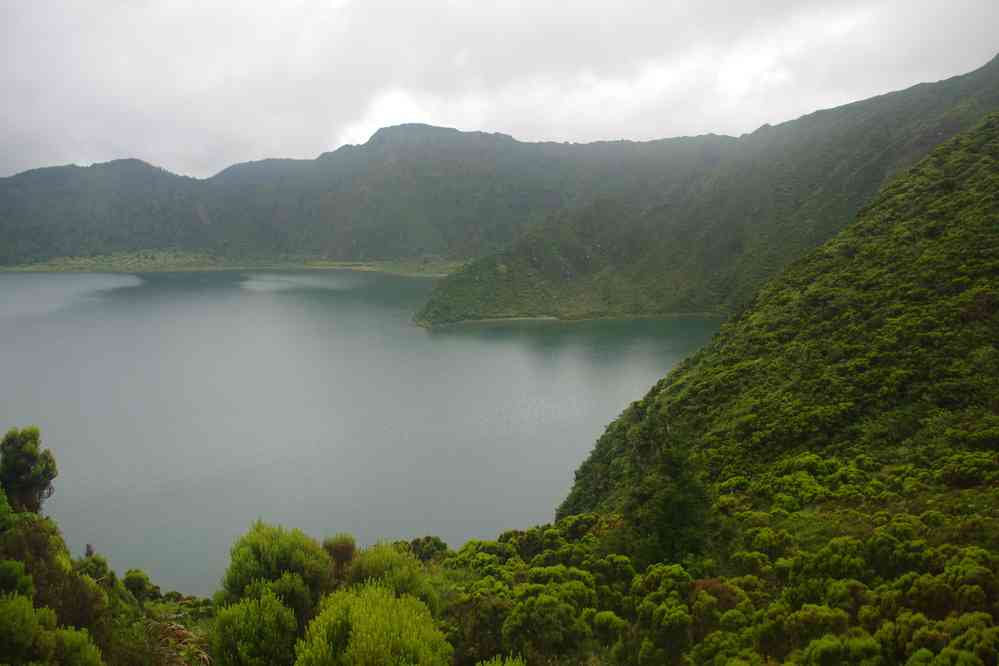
[314, 123, 518, 161]
[365, 123, 517, 147]
[88, 158, 160, 171]
[369, 122, 457, 137]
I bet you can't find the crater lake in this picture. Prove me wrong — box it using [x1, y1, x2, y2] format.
[0, 270, 720, 594]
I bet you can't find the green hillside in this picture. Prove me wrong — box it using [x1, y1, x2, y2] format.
[559, 112, 999, 518]
[0, 125, 732, 266]
[417, 54, 999, 325]
[544, 113, 999, 659]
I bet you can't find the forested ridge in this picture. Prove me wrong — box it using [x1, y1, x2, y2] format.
[0, 124, 731, 266]
[1, 114, 997, 663]
[417, 53, 999, 325]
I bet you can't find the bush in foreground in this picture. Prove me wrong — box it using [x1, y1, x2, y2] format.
[295, 584, 452, 665]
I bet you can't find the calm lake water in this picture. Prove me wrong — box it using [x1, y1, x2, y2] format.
[0, 270, 719, 594]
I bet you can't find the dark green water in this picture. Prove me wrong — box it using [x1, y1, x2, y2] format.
[0, 270, 719, 594]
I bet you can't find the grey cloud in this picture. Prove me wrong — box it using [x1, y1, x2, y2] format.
[1, 0, 995, 177]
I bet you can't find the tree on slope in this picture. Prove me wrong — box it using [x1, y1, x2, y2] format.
[0, 427, 57, 513]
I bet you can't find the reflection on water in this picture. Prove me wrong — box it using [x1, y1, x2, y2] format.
[240, 272, 368, 292]
[0, 270, 719, 594]
[0, 272, 143, 317]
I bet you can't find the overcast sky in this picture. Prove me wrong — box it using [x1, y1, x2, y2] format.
[1, 1, 996, 178]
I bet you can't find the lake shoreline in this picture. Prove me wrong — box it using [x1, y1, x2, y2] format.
[1, 256, 465, 279]
[416, 311, 727, 328]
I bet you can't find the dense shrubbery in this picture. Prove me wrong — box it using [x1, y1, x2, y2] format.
[429, 507, 998, 664]
[190, 493, 995, 664]
[1, 436, 994, 664]
[0, 592, 103, 666]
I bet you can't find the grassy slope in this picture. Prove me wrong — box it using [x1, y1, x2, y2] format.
[559, 112, 999, 519]
[418, 54, 999, 325]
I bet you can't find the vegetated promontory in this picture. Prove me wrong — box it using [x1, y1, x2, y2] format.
[1, 113, 996, 663]
[417, 53, 999, 324]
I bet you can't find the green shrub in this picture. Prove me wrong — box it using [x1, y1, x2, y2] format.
[0, 592, 103, 665]
[593, 609, 627, 644]
[475, 657, 526, 666]
[0, 559, 33, 597]
[0, 426, 57, 513]
[122, 568, 160, 603]
[409, 536, 449, 563]
[938, 453, 997, 488]
[798, 632, 881, 665]
[223, 521, 333, 606]
[243, 571, 313, 631]
[322, 533, 356, 581]
[501, 593, 591, 662]
[295, 584, 452, 665]
[211, 588, 297, 666]
[349, 543, 441, 614]
[0, 513, 112, 649]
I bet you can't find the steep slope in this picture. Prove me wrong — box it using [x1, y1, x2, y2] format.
[418, 53, 999, 324]
[559, 112, 999, 519]
[0, 124, 732, 265]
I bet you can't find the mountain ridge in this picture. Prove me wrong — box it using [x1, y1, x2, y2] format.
[418, 53, 999, 324]
[0, 122, 736, 265]
[4, 124, 738, 183]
